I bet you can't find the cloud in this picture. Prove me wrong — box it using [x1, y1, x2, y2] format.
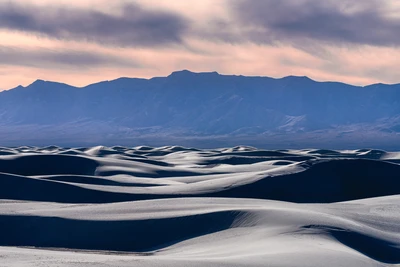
[0, 0, 400, 90]
[0, 2, 188, 47]
[0, 46, 139, 69]
[230, 0, 400, 46]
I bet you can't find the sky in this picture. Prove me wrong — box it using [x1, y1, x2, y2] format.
[0, 0, 400, 90]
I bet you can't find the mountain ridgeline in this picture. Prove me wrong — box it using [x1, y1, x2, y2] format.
[1, 70, 400, 148]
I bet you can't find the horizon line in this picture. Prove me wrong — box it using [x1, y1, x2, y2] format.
[3, 69, 399, 92]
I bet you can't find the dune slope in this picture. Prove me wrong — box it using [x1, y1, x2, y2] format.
[0, 146, 399, 267]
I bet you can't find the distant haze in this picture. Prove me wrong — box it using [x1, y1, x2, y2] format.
[1, 0, 400, 89]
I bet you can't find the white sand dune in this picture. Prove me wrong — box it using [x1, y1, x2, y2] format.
[0, 146, 399, 266]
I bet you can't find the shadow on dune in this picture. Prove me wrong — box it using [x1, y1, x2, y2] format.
[96, 168, 209, 178]
[198, 156, 314, 166]
[1, 152, 400, 203]
[200, 159, 400, 203]
[0, 211, 240, 252]
[38, 175, 164, 187]
[0, 155, 98, 176]
[0, 173, 139, 203]
[302, 225, 400, 264]
[116, 157, 172, 167]
[210, 150, 298, 157]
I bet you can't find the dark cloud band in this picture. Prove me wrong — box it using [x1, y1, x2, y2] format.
[231, 0, 400, 46]
[0, 46, 139, 69]
[0, 2, 188, 47]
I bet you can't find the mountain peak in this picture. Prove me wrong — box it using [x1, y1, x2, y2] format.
[283, 75, 314, 81]
[31, 79, 47, 85]
[169, 70, 194, 76]
[25, 79, 51, 89]
[168, 70, 220, 78]
[26, 79, 75, 90]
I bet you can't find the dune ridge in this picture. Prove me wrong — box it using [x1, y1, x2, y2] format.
[0, 146, 399, 266]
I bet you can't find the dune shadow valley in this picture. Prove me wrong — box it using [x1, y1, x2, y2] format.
[0, 145, 399, 266]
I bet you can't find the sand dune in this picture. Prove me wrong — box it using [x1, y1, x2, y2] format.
[0, 146, 399, 266]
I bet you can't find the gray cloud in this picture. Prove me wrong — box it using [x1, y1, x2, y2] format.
[0, 46, 139, 69]
[0, 2, 188, 47]
[230, 0, 400, 46]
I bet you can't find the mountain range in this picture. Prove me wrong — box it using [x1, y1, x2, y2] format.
[1, 70, 400, 148]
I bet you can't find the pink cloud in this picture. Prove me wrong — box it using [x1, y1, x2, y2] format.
[0, 0, 399, 90]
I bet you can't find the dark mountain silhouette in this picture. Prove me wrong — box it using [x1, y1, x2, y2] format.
[1, 70, 400, 148]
